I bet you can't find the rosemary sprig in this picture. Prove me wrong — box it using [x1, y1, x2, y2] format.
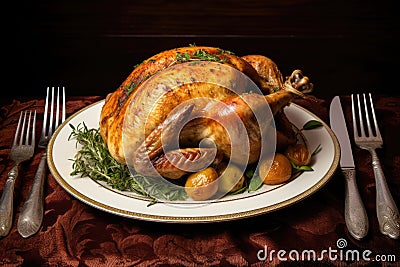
[125, 72, 153, 96]
[126, 47, 232, 96]
[68, 123, 187, 204]
[67, 117, 321, 204]
[68, 123, 142, 192]
[175, 49, 227, 63]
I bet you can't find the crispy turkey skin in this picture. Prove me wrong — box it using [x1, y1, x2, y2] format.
[99, 46, 311, 179]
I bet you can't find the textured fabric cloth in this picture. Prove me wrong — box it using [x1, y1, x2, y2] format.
[0, 95, 399, 266]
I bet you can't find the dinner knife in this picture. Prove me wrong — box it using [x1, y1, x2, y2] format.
[330, 96, 369, 240]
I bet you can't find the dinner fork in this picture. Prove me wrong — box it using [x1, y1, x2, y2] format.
[17, 86, 66, 238]
[0, 110, 36, 237]
[352, 93, 400, 239]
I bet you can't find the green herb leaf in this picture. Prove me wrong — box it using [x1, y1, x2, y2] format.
[175, 49, 226, 63]
[312, 144, 322, 156]
[290, 160, 314, 172]
[176, 52, 191, 62]
[125, 72, 153, 96]
[302, 120, 323, 130]
[245, 168, 255, 180]
[229, 186, 247, 195]
[297, 165, 314, 171]
[248, 176, 263, 192]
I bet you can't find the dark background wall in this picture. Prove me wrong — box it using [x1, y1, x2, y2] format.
[5, 0, 399, 98]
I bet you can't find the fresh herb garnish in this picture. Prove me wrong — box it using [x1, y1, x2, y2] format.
[311, 144, 322, 156]
[290, 160, 314, 172]
[175, 49, 227, 63]
[193, 49, 225, 62]
[248, 176, 263, 192]
[125, 72, 153, 96]
[176, 52, 192, 62]
[133, 60, 145, 70]
[302, 120, 323, 130]
[302, 119, 323, 157]
[125, 80, 140, 96]
[68, 123, 187, 205]
[127, 47, 232, 96]
[287, 119, 323, 174]
[68, 118, 322, 204]
[217, 48, 234, 55]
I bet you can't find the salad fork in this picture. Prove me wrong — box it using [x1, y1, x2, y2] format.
[352, 93, 400, 239]
[0, 110, 36, 237]
[17, 86, 66, 238]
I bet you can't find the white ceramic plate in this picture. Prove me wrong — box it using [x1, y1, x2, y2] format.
[48, 100, 340, 223]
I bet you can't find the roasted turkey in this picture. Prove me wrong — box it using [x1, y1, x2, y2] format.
[99, 46, 313, 179]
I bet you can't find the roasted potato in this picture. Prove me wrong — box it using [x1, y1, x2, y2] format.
[185, 167, 219, 200]
[218, 163, 245, 193]
[259, 153, 292, 185]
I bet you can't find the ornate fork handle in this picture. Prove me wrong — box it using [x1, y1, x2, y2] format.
[17, 152, 47, 238]
[370, 149, 400, 239]
[0, 164, 20, 236]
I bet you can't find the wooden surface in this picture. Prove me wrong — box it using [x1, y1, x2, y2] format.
[5, 0, 399, 98]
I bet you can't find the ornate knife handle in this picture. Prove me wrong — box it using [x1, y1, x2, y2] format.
[343, 168, 369, 240]
[370, 149, 400, 239]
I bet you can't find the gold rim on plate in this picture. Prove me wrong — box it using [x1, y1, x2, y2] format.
[47, 100, 340, 223]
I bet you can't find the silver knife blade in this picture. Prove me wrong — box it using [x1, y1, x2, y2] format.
[329, 96, 355, 168]
[329, 95, 368, 240]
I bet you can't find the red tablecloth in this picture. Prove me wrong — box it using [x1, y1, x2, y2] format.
[1, 95, 399, 266]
